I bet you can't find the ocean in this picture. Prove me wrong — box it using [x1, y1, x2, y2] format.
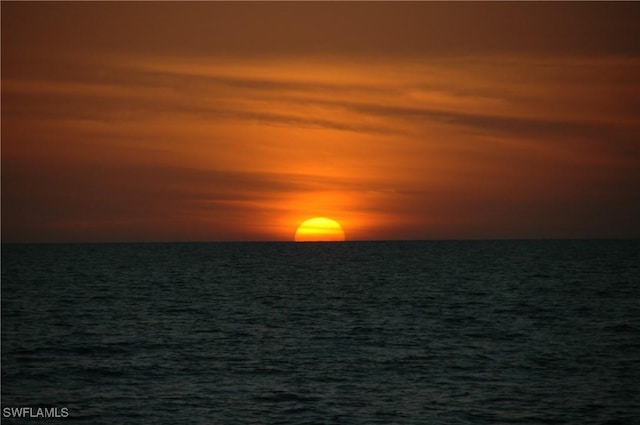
[2, 240, 639, 424]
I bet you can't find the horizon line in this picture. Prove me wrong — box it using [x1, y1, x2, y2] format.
[2, 237, 639, 246]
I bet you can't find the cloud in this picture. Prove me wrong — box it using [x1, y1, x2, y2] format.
[4, 2, 640, 58]
[3, 2, 640, 241]
[1, 154, 382, 242]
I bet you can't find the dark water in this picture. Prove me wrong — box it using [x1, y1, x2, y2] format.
[2, 240, 639, 424]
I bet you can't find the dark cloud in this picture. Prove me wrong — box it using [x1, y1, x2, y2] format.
[1, 157, 374, 242]
[3, 2, 640, 58]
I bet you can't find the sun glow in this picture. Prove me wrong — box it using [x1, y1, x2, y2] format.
[295, 217, 345, 242]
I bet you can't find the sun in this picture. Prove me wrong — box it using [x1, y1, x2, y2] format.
[295, 217, 345, 242]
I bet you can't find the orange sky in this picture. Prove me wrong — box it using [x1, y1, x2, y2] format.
[2, 2, 640, 242]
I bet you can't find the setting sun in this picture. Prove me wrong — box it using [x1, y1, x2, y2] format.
[295, 217, 345, 242]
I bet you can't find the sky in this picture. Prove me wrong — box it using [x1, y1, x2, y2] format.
[2, 2, 640, 243]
